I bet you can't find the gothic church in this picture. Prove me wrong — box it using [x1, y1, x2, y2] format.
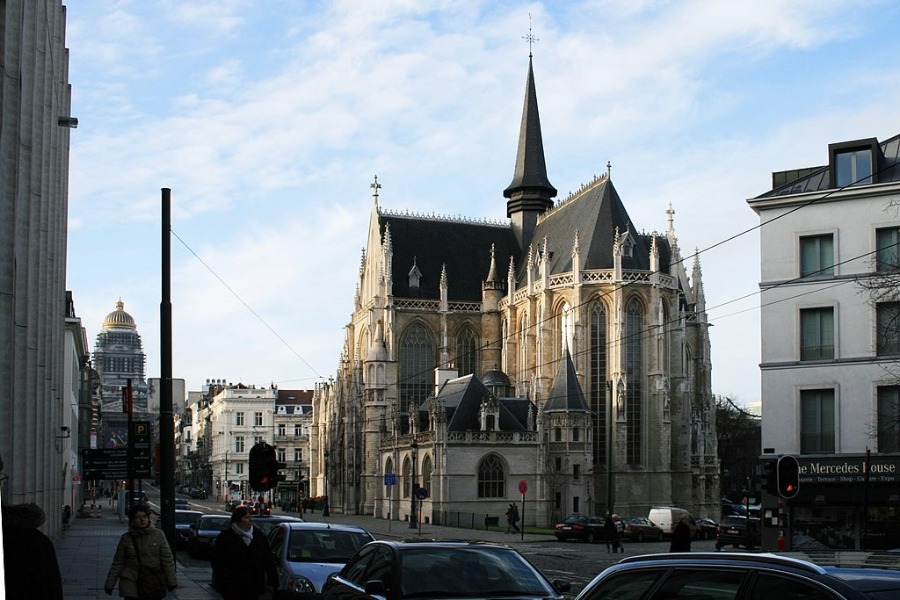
[311, 56, 718, 526]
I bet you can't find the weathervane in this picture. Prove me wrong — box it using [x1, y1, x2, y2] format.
[523, 13, 538, 57]
[370, 175, 381, 201]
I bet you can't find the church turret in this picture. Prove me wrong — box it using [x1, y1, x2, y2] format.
[481, 245, 505, 374]
[504, 56, 556, 249]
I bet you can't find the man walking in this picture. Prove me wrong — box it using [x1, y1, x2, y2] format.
[505, 502, 521, 534]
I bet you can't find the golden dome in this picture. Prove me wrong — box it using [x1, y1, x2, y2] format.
[102, 299, 136, 329]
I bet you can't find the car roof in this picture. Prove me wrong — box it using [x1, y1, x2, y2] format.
[279, 522, 370, 533]
[364, 540, 515, 550]
[174, 509, 203, 515]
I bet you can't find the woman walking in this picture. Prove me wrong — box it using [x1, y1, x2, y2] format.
[212, 506, 279, 599]
[105, 504, 177, 598]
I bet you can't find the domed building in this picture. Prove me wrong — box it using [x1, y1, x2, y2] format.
[94, 299, 150, 427]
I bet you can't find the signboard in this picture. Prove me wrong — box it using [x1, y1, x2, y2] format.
[415, 487, 428, 500]
[81, 421, 152, 480]
[518, 480, 528, 494]
[384, 473, 397, 486]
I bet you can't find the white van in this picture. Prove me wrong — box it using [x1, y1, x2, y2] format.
[648, 506, 698, 538]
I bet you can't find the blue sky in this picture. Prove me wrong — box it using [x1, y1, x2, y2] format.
[63, 0, 900, 407]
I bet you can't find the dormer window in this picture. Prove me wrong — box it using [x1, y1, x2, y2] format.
[829, 138, 880, 188]
[408, 257, 422, 288]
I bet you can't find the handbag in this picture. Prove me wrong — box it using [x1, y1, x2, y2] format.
[129, 533, 168, 599]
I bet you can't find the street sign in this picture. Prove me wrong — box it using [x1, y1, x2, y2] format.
[81, 421, 152, 480]
[384, 473, 397, 486]
[415, 487, 428, 500]
[518, 480, 528, 494]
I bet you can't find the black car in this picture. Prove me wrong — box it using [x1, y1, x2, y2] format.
[321, 540, 570, 600]
[187, 514, 231, 558]
[251, 514, 305, 537]
[574, 553, 900, 600]
[554, 514, 606, 543]
[715, 516, 761, 550]
[172, 509, 204, 549]
[695, 516, 718, 540]
[622, 517, 664, 542]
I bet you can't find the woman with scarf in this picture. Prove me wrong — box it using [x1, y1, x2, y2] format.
[104, 504, 177, 598]
[211, 505, 279, 599]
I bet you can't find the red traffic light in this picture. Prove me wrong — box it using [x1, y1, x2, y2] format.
[777, 455, 800, 499]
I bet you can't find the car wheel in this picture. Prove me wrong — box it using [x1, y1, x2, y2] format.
[637, 531, 644, 543]
[587, 532, 596, 543]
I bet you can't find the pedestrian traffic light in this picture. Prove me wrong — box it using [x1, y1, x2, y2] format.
[777, 455, 800, 499]
[760, 456, 778, 495]
[249, 442, 277, 491]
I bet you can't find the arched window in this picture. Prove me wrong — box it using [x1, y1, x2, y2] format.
[477, 455, 505, 498]
[573, 427, 580, 442]
[625, 299, 643, 465]
[554, 427, 562, 442]
[559, 301, 574, 357]
[519, 315, 528, 381]
[589, 301, 608, 465]
[456, 327, 478, 376]
[403, 456, 412, 499]
[422, 455, 432, 494]
[400, 323, 435, 422]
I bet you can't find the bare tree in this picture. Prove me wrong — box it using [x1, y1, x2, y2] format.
[715, 396, 761, 501]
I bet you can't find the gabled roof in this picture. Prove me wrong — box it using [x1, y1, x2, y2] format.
[420, 374, 531, 432]
[544, 350, 589, 412]
[381, 214, 519, 301]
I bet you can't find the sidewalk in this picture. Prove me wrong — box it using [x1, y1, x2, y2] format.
[56, 508, 552, 599]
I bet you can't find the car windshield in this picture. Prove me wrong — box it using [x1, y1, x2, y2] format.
[398, 547, 554, 599]
[199, 517, 230, 530]
[287, 530, 373, 563]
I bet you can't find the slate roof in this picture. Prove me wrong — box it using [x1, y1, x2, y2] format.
[544, 350, 589, 412]
[756, 133, 900, 198]
[420, 374, 531, 432]
[381, 214, 519, 301]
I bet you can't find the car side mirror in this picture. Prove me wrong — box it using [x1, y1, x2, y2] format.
[364, 579, 388, 597]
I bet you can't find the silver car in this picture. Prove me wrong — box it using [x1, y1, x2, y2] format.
[267, 522, 375, 599]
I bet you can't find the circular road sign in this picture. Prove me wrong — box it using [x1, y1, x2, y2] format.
[518, 480, 528, 494]
[415, 487, 428, 500]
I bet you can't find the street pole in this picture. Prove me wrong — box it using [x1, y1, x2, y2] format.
[409, 438, 418, 529]
[159, 187, 176, 553]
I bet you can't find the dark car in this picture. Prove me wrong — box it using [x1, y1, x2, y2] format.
[189, 487, 208, 499]
[267, 522, 375, 598]
[321, 540, 570, 600]
[715, 516, 761, 550]
[252, 514, 305, 537]
[187, 514, 231, 558]
[225, 498, 242, 512]
[172, 509, 204, 549]
[696, 516, 718, 540]
[554, 514, 606, 543]
[622, 517, 663, 542]
[174, 498, 191, 509]
[574, 553, 900, 600]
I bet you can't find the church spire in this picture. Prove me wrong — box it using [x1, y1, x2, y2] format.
[504, 54, 556, 249]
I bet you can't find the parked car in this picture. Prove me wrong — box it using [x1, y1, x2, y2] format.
[171, 509, 204, 549]
[574, 553, 900, 600]
[554, 514, 606, 543]
[715, 516, 761, 550]
[648, 506, 699, 539]
[321, 540, 570, 600]
[174, 498, 191, 509]
[695, 516, 718, 540]
[266, 522, 375, 598]
[252, 514, 305, 537]
[189, 487, 208, 499]
[187, 514, 231, 558]
[224, 498, 242, 512]
[622, 517, 663, 542]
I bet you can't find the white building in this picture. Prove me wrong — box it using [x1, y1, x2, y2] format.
[748, 133, 900, 550]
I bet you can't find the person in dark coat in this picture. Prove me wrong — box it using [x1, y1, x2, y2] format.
[669, 515, 693, 552]
[105, 504, 178, 598]
[2, 502, 63, 599]
[212, 505, 278, 599]
[603, 514, 616, 552]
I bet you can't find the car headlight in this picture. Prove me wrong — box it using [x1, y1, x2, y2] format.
[286, 575, 316, 594]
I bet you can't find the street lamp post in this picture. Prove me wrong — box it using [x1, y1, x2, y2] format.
[409, 438, 418, 529]
[323, 450, 330, 517]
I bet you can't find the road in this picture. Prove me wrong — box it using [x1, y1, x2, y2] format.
[159, 492, 719, 597]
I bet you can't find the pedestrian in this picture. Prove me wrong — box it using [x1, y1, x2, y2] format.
[211, 505, 279, 599]
[2, 502, 64, 599]
[505, 502, 520, 534]
[613, 514, 625, 553]
[104, 504, 177, 598]
[603, 514, 616, 552]
[670, 515, 693, 552]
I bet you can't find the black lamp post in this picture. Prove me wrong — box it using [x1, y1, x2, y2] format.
[323, 450, 330, 517]
[409, 438, 418, 529]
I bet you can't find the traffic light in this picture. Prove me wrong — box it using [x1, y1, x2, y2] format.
[249, 442, 277, 491]
[777, 455, 800, 499]
[760, 457, 778, 495]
